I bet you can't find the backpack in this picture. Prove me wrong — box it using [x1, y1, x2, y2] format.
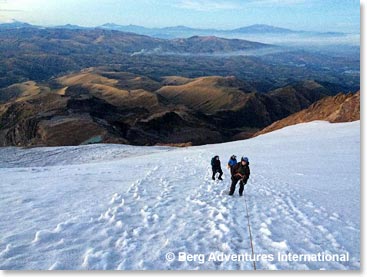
[228, 158, 237, 167]
[211, 157, 216, 167]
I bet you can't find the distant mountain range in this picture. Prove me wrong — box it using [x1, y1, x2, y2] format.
[0, 20, 346, 38]
[97, 23, 348, 38]
[0, 27, 270, 56]
[0, 25, 359, 92]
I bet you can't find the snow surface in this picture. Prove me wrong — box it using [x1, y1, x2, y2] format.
[0, 121, 360, 270]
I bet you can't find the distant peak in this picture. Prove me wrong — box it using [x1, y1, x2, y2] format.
[8, 18, 22, 23]
[1, 19, 24, 24]
[188, 35, 217, 39]
[248, 24, 272, 27]
[232, 24, 295, 33]
[101, 23, 120, 27]
[0, 19, 34, 27]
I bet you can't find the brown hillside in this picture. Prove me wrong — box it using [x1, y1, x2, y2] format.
[0, 67, 346, 147]
[0, 81, 49, 103]
[156, 76, 252, 114]
[161, 76, 193, 86]
[255, 91, 360, 136]
[57, 70, 162, 111]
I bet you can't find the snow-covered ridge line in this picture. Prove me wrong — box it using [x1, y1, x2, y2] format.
[0, 144, 173, 168]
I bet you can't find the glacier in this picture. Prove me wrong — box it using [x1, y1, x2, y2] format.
[0, 121, 360, 270]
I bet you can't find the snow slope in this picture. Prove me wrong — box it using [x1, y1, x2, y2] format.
[0, 121, 360, 270]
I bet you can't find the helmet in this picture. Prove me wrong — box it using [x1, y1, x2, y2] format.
[231, 155, 237, 159]
[241, 156, 249, 163]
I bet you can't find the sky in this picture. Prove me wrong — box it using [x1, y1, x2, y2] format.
[0, 0, 360, 33]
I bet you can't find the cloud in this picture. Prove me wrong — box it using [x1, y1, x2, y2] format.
[0, 0, 22, 12]
[253, 0, 308, 4]
[242, 0, 309, 6]
[174, 0, 308, 11]
[255, 0, 305, 3]
[0, 9, 22, 12]
[174, 0, 240, 11]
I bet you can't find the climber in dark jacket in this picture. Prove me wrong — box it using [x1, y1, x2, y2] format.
[229, 156, 250, 196]
[211, 155, 223, 181]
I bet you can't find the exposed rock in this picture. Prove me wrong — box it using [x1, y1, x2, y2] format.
[255, 91, 360, 137]
[37, 115, 126, 146]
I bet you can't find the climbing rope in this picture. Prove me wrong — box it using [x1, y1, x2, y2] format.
[244, 191, 257, 270]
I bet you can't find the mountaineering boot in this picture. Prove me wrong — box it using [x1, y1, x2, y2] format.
[218, 171, 223, 180]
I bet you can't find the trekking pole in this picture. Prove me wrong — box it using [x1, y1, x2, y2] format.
[243, 191, 257, 270]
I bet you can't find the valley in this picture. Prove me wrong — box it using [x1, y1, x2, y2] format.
[0, 25, 360, 147]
